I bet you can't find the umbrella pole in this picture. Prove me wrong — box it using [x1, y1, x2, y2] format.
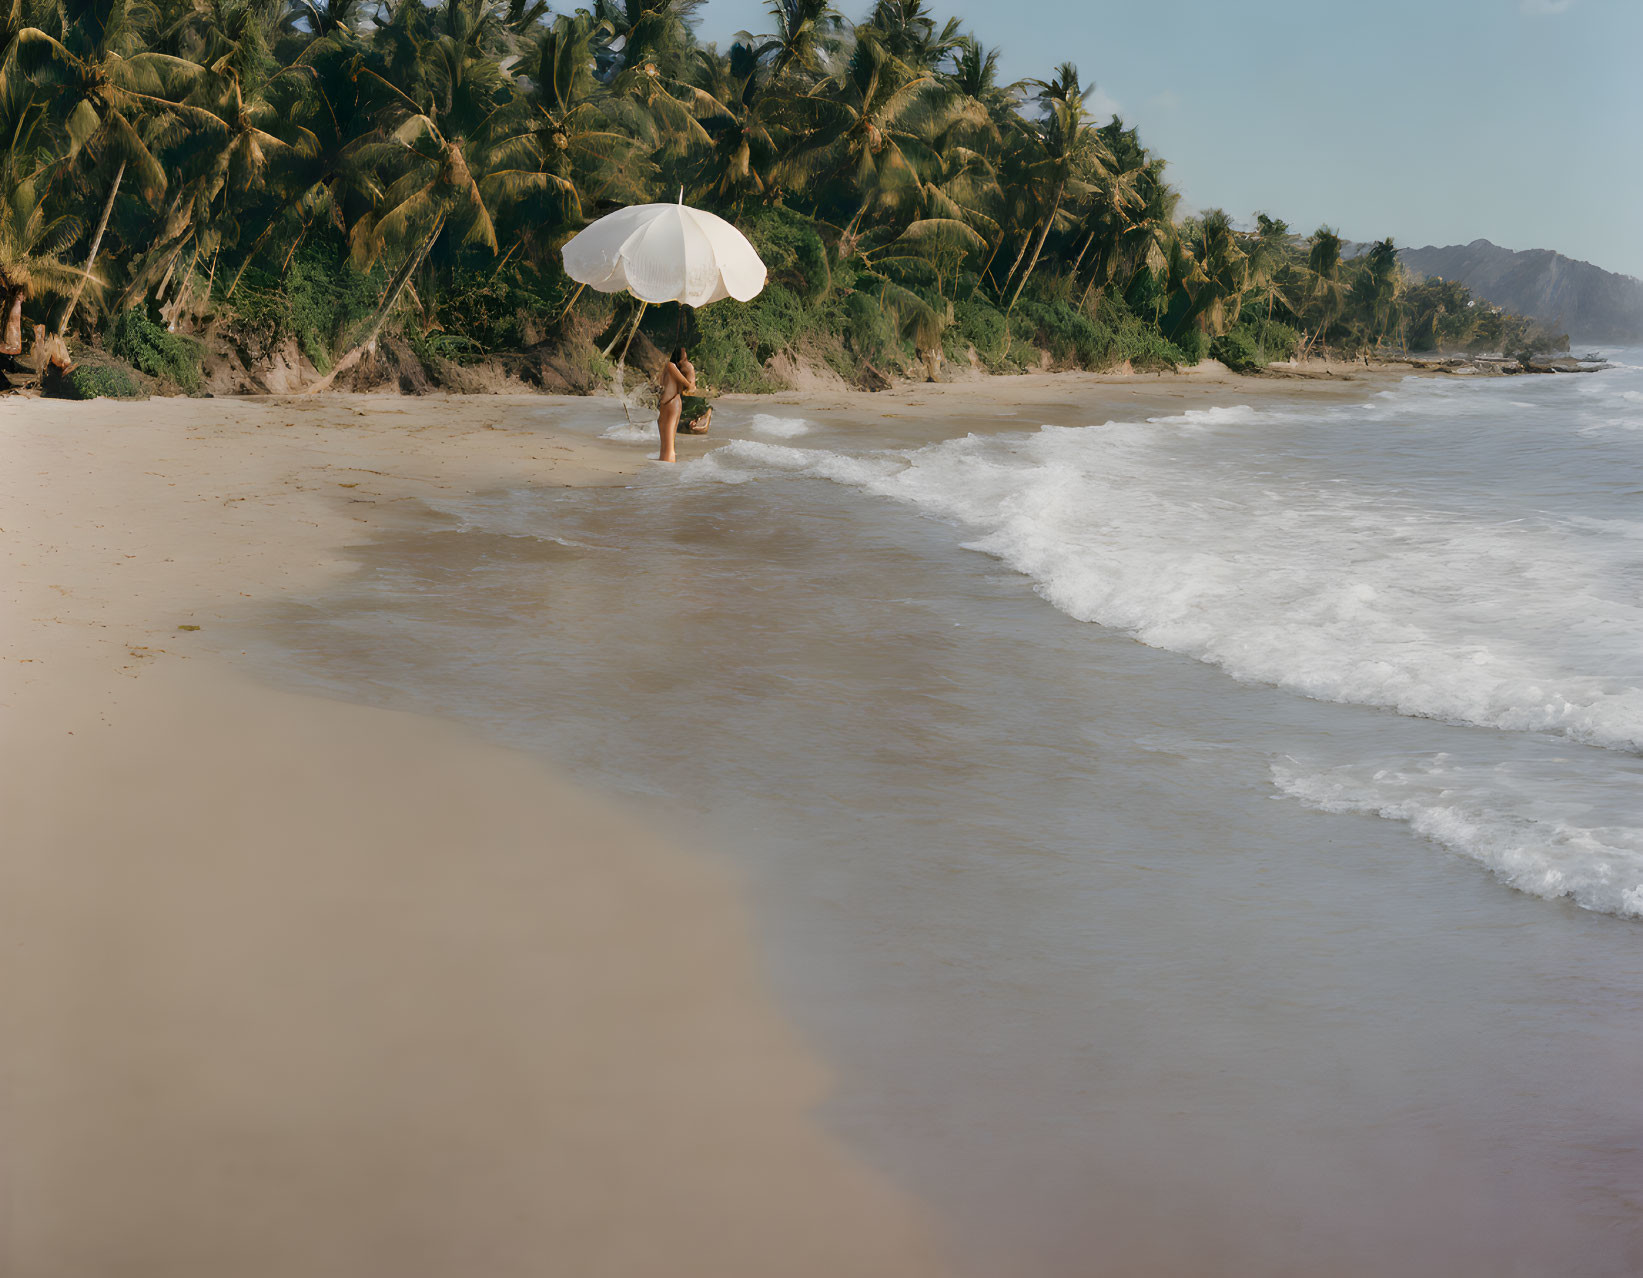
[616, 300, 647, 365]
[602, 299, 647, 361]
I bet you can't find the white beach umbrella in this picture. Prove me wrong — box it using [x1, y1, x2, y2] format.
[561, 195, 767, 309]
[562, 196, 767, 422]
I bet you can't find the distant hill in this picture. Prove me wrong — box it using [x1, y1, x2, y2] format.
[1398, 240, 1643, 343]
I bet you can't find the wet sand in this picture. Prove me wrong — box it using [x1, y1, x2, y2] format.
[1, 368, 1427, 1276]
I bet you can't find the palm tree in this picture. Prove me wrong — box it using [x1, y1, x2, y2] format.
[1002, 61, 1105, 313]
[111, 66, 320, 313]
[312, 106, 544, 387]
[740, 0, 839, 83]
[916, 135, 999, 262]
[862, 0, 961, 71]
[1242, 212, 1288, 315]
[1061, 117, 1154, 303]
[1357, 235, 1403, 351]
[590, 0, 701, 83]
[221, 21, 387, 296]
[688, 41, 777, 209]
[312, 4, 546, 387]
[1174, 207, 1247, 338]
[1301, 224, 1345, 357]
[116, 0, 328, 312]
[776, 29, 952, 245]
[5, 0, 205, 331]
[941, 33, 1014, 121]
[529, 12, 649, 223]
[0, 155, 93, 351]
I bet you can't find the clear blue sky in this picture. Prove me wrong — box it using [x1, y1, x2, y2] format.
[690, 0, 1643, 279]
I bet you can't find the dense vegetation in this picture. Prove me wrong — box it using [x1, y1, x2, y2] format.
[0, 0, 1562, 395]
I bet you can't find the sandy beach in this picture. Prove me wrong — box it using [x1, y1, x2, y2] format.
[0, 362, 1486, 1277]
[0, 389, 958, 1277]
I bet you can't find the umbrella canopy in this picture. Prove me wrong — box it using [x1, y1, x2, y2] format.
[561, 198, 767, 308]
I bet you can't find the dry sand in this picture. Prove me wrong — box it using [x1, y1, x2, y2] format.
[0, 368, 1421, 1276]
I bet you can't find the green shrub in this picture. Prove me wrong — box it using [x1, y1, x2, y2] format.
[691, 299, 773, 391]
[1210, 326, 1264, 372]
[1173, 327, 1210, 365]
[106, 309, 204, 393]
[1000, 285, 1194, 371]
[949, 297, 1008, 365]
[1087, 296, 1190, 369]
[1253, 318, 1299, 363]
[288, 252, 381, 370]
[409, 330, 487, 365]
[226, 242, 382, 372]
[809, 329, 858, 381]
[432, 267, 561, 355]
[1210, 319, 1300, 372]
[682, 280, 810, 390]
[225, 269, 292, 361]
[748, 282, 806, 358]
[842, 290, 895, 362]
[741, 207, 830, 295]
[56, 359, 146, 400]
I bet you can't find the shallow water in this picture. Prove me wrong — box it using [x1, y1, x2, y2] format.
[240, 360, 1643, 1276]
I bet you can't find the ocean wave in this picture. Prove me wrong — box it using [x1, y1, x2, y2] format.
[1144, 404, 1265, 429]
[1273, 756, 1643, 918]
[683, 423, 1643, 754]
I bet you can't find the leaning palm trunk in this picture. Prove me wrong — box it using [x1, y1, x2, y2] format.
[995, 229, 1033, 302]
[306, 212, 448, 394]
[1067, 227, 1097, 285]
[152, 240, 189, 305]
[842, 195, 873, 244]
[969, 237, 1005, 300]
[1303, 318, 1330, 362]
[225, 219, 282, 298]
[161, 243, 201, 326]
[56, 159, 125, 336]
[1006, 179, 1064, 314]
[1078, 257, 1113, 312]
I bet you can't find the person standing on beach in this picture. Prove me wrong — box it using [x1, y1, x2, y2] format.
[656, 346, 697, 462]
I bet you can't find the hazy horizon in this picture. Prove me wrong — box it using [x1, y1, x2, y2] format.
[693, 0, 1643, 281]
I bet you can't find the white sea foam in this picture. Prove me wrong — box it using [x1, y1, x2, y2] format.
[1273, 756, 1643, 918]
[680, 438, 902, 487]
[689, 422, 1643, 753]
[600, 421, 654, 442]
[748, 413, 815, 438]
[1144, 404, 1265, 429]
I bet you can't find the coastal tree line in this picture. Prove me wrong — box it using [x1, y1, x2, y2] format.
[0, 0, 1557, 394]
